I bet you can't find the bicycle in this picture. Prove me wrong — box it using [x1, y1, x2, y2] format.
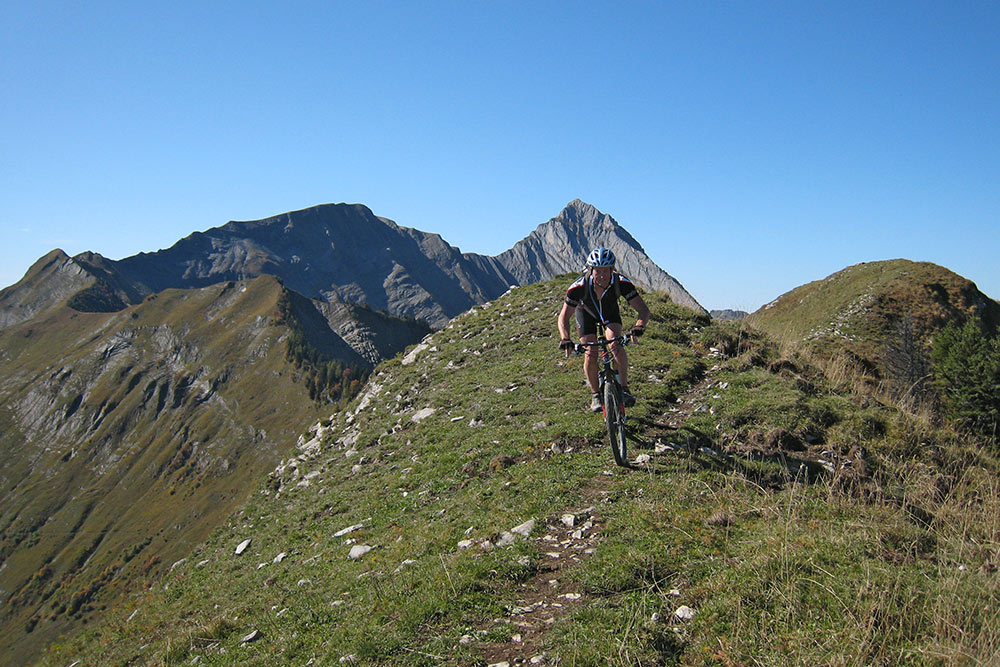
[574, 334, 635, 467]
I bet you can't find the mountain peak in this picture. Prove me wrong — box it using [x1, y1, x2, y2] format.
[557, 199, 617, 229]
[496, 201, 705, 313]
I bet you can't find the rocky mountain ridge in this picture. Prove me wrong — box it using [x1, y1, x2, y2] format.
[1, 200, 704, 332]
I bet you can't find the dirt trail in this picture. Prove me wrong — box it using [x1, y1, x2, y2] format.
[473, 368, 719, 666]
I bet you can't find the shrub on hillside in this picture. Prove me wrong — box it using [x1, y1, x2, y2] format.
[931, 318, 1000, 439]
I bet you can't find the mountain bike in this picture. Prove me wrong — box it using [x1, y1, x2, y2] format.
[575, 334, 635, 467]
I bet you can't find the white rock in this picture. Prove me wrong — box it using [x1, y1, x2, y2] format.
[299, 437, 321, 455]
[496, 532, 517, 547]
[234, 539, 251, 555]
[560, 513, 576, 528]
[241, 629, 262, 643]
[511, 519, 536, 537]
[334, 524, 364, 538]
[273, 552, 287, 563]
[411, 407, 436, 423]
[401, 344, 428, 365]
[675, 605, 696, 621]
[457, 539, 475, 549]
[635, 453, 651, 464]
[348, 545, 373, 559]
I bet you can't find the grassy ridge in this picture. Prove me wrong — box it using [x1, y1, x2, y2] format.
[42, 276, 1000, 665]
[748, 260, 1000, 398]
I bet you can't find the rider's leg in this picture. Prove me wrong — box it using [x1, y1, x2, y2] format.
[580, 333, 600, 393]
[606, 324, 628, 388]
[576, 309, 601, 395]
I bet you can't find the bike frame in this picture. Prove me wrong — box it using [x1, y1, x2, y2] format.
[574, 334, 633, 467]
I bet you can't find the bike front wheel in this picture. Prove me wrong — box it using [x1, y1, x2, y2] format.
[604, 380, 628, 467]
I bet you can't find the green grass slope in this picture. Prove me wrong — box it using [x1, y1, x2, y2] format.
[43, 276, 1000, 665]
[747, 260, 1000, 395]
[0, 277, 331, 664]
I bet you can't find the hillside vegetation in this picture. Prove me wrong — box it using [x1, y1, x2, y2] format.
[748, 260, 1000, 402]
[42, 276, 1000, 665]
[0, 277, 367, 664]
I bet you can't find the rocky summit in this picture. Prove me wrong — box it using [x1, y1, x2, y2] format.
[496, 199, 705, 313]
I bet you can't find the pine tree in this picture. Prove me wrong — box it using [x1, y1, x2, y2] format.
[931, 319, 1000, 439]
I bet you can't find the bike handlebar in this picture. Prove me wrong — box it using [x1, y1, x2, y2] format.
[573, 335, 635, 354]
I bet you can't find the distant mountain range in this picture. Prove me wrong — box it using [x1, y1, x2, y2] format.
[1, 199, 704, 334]
[710, 309, 748, 321]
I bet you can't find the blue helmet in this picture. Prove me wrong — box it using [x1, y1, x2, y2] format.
[586, 247, 616, 267]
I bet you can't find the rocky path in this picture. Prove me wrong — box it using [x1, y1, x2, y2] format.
[471, 363, 723, 666]
[476, 481, 610, 666]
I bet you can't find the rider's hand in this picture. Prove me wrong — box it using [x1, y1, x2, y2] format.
[559, 339, 574, 357]
[630, 325, 645, 341]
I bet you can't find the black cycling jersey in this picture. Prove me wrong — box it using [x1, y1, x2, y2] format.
[565, 272, 640, 336]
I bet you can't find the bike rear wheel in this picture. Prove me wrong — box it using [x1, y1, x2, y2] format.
[604, 379, 628, 467]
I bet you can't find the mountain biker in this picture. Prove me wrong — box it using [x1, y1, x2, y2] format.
[558, 247, 651, 412]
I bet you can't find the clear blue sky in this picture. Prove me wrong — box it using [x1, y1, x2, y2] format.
[2, 1, 997, 311]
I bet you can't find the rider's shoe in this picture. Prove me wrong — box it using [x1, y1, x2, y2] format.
[621, 387, 637, 407]
[590, 392, 603, 412]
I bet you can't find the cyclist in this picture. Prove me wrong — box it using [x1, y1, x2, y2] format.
[558, 247, 651, 411]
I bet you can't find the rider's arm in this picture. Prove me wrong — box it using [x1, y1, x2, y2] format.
[557, 302, 575, 341]
[629, 294, 651, 330]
